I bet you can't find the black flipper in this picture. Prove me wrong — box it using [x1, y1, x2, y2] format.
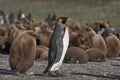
[43, 22, 65, 74]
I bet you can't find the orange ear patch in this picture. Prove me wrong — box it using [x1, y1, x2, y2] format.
[58, 19, 62, 23]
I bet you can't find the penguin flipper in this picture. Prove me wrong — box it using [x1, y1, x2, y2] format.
[43, 22, 64, 73]
[43, 36, 59, 74]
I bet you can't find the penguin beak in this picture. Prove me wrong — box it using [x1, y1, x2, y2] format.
[67, 18, 71, 21]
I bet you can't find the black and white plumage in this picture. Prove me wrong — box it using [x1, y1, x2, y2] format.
[43, 17, 70, 76]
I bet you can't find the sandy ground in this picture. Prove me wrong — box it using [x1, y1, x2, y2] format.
[0, 56, 120, 80]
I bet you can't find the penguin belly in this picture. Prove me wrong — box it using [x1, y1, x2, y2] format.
[50, 27, 69, 71]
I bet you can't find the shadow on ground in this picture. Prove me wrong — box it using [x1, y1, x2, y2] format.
[0, 68, 16, 75]
[71, 72, 120, 80]
[111, 64, 120, 67]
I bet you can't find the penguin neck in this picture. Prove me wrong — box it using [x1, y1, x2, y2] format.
[57, 22, 65, 26]
[56, 22, 69, 32]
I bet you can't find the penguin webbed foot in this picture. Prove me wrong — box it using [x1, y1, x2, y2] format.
[42, 72, 48, 76]
[55, 70, 65, 77]
[48, 71, 57, 77]
[48, 70, 65, 77]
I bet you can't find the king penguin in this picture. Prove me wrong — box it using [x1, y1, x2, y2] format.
[43, 17, 71, 77]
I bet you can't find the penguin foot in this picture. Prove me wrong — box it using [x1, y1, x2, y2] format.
[48, 71, 57, 77]
[42, 72, 47, 76]
[42, 70, 47, 75]
[55, 70, 65, 77]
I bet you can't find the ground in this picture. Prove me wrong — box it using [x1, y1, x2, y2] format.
[0, 56, 120, 80]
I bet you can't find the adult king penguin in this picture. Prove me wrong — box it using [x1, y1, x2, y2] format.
[43, 17, 71, 77]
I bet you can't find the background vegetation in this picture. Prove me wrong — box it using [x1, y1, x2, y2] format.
[0, 0, 120, 27]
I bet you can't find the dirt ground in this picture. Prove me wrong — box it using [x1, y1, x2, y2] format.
[0, 55, 120, 80]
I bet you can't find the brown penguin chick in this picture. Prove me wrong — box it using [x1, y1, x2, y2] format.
[9, 30, 40, 74]
[69, 32, 80, 47]
[6, 24, 24, 44]
[82, 27, 96, 47]
[0, 36, 6, 52]
[35, 45, 48, 61]
[106, 34, 120, 57]
[69, 31, 89, 49]
[20, 18, 32, 30]
[85, 48, 106, 62]
[83, 27, 107, 54]
[40, 23, 53, 47]
[0, 27, 6, 36]
[15, 22, 25, 30]
[84, 26, 96, 42]
[70, 22, 81, 32]
[64, 47, 89, 64]
[90, 34, 107, 54]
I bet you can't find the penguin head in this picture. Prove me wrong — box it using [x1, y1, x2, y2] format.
[57, 17, 71, 24]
